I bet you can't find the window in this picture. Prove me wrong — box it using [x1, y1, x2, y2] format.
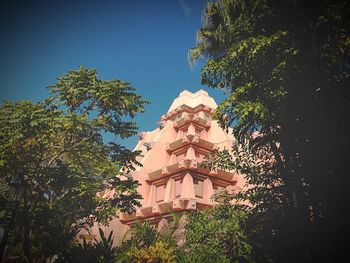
[156, 185, 165, 202]
[176, 153, 185, 162]
[175, 179, 182, 197]
[193, 178, 203, 198]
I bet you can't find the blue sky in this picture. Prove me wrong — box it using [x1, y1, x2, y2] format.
[0, 0, 226, 149]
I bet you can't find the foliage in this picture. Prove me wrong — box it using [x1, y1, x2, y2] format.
[127, 241, 176, 263]
[62, 228, 117, 263]
[185, 192, 253, 263]
[175, 250, 206, 263]
[116, 214, 189, 262]
[191, 0, 350, 261]
[115, 221, 159, 262]
[125, 221, 159, 249]
[0, 66, 148, 260]
[112, 200, 250, 262]
[156, 214, 187, 248]
[202, 144, 285, 262]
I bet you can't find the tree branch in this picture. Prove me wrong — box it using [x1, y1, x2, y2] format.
[46, 131, 98, 167]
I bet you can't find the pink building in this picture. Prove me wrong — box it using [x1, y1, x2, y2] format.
[81, 89, 246, 245]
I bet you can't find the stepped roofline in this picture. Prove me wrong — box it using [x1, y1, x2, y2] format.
[167, 89, 217, 112]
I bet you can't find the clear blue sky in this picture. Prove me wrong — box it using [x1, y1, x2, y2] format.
[0, 0, 226, 149]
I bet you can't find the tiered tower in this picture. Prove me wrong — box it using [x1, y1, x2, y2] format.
[119, 90, 243, 225]
[82, 90, 246, 245]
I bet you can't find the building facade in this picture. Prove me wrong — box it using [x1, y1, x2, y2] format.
[81, 89, 246, 245]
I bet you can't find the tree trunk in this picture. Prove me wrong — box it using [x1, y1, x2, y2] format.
[22, 193, 31, 261]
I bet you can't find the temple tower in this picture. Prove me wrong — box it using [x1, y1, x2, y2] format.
[81, 90, 246, 245]
[119, 89, 242, 225]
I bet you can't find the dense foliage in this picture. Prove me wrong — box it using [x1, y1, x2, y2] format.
[191, 0, 350, 261]
[185, 192, 252, 263]
[0, 66, 148, 261]
[111, 221, 174, 262]
[127, 241, 176, 263]
[116, 199, 252, 263]
[63, 228, 118, 263]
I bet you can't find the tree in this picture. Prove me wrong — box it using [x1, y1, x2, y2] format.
[0, 66, 148, 261]
[202, 143, 285, 262]
[184, 191, 252, 263]
[190, 0, 349, 261]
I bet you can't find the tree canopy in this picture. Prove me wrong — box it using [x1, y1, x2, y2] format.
[0, 66, 148, 261]
[191, 0, 350, 261]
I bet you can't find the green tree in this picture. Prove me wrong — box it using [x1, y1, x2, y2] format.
[0, 66, 148, 261]
[184, 191, 252, 263]
[191, 0, 349, 261]
[202, 143, 284, 262]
